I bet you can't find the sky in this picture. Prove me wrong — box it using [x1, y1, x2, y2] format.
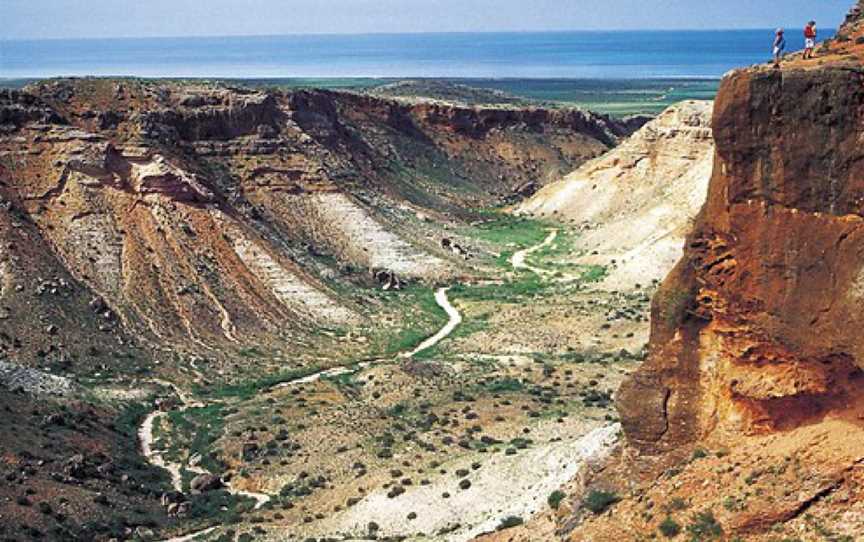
[2, 0, 854, 40]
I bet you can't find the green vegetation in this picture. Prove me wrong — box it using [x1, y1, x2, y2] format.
[579, 264, 608, 283]
[115, 401, 151, 439]
[659, 517, 682, 538]
[583, 490, 620, 514]
[188, 490, 254, 523]
[197, 365, 324, 400]
[166, 403, 227, 475]
[376, 285, 449, 357]
[450, 273, 546, 302]
[233, 77, 720, 116]
[468, 214, 553, 250]
[324, 369, 362, 389]
[481, 378, 525, 393]
[548, 490, 566, 510]
[452, 78, 719, 116]
[686, 510, 723, 541]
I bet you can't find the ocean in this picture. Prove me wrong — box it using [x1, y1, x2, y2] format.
[0, 29, 835, 80]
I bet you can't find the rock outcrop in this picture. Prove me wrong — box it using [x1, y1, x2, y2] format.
[619, 29, 864, 455]
[518, 100, 714, 288]
[563, 4, 864, 540]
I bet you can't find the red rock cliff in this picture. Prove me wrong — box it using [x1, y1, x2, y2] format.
[618, 2, 864, 453]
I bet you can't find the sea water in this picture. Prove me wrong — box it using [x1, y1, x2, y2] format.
[0, 29, 836, 80]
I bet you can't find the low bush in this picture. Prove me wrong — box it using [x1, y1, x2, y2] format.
[659, 516, 681, 538]
[548, 490, 566, 510]
[686, 510, 723, 541]
[583, 490, 620, 514]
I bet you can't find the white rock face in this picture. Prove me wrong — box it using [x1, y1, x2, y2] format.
[0, 361, 76, 396]
[518, 100, 714, 288]
[225, 221, 358, 325]
[292, 192, 452, 279]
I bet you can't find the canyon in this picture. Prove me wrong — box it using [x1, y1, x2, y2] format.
[2, 2, 864, 541]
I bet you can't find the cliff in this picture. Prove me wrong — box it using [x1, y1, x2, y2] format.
[564, 4, 864, 540]
[620, 9, 864, 455]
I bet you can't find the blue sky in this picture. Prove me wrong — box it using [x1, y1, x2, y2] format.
[2, 0, 854, 40]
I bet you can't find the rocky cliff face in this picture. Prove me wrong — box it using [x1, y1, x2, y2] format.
[562, 5, 864, 541]
[619, 15, 864, 455]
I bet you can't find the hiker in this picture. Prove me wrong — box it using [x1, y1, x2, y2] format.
[773, 28, 786, 67]
[804, 20, 817, 59]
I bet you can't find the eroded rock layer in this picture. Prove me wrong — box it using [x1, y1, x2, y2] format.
[620, 31, 864, 455]
[0, 80, 636, 364]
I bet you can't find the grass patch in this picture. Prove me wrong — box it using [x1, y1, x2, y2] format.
[450, 273, 547, 303]
[468, 213, 553, 249]
[481, 378, 525, 393]
[197, 366, 323, 400]
[166, 403, 227, 476]
[375, 285, 449, 357]
[578, 264, 608, 283]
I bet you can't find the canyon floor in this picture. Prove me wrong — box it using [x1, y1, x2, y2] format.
[129, 216, 653, 542]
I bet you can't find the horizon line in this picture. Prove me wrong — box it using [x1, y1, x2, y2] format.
[0, 26, 834, 43]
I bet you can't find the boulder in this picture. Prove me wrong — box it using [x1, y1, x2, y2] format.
[190, 473, 223, 493]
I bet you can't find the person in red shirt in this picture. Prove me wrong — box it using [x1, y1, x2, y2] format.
[804, 21, 817, 59]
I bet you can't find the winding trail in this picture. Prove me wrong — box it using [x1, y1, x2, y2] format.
[158, 527, 217, 542]
[140, 286, 464, 541]
[138, 380, 271, 512]
[402, 287, 462, 358]
[510, 228, 558, 275]
[141, 230, 569, 541]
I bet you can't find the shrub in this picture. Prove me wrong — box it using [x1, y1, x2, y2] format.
[583, 490, 620, 514]
[496, 516, 524, 530]
[547, 490, 566, 510]
[687, 510, 723, 541]
[659, 517, 681, 538]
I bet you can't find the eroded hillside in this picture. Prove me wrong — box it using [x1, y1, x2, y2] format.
[0, 80, 637, 364]
[518, 100, 714, 289]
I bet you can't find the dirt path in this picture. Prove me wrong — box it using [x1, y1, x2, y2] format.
[138, 381, 271, 508]
[156, 526, 217, 542]
[403, 287, 462, 358]
[510, 229, 558, 275]
[141, 287, 465, 541]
